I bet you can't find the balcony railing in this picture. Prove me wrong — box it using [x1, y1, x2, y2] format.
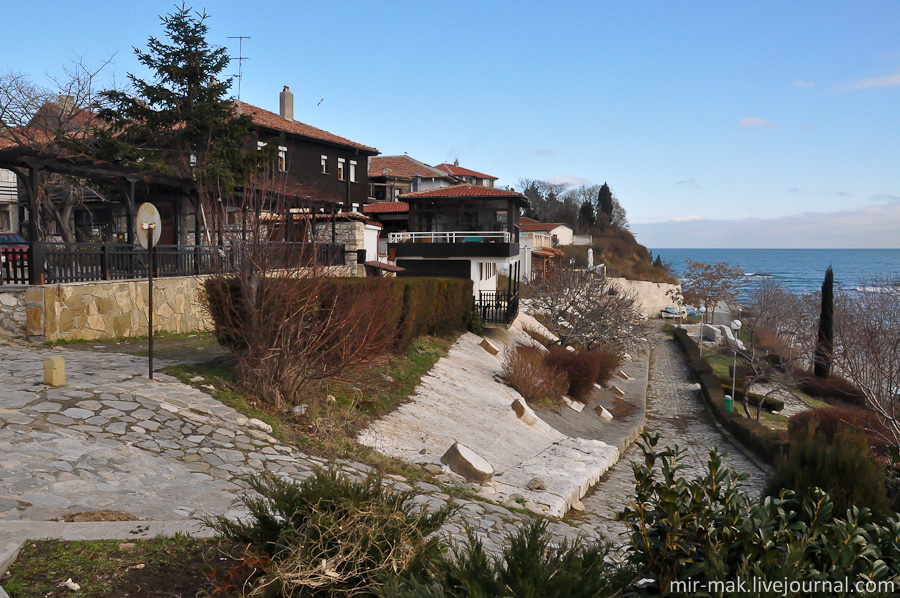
[474, 290, 519, 325]
[389, 231, 511, 244]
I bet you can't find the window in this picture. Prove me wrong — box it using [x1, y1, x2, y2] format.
[321, 155, 328, 174]
[349, 160, 357, 183]
[278, 146, 287, 172]
[338, 158, 345, 181]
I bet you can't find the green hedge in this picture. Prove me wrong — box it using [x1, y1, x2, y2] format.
[674, 330, 787, 465]
[205, 276, 472, 352]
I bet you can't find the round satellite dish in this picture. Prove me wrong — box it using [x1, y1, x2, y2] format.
[136, 202, 162, 249]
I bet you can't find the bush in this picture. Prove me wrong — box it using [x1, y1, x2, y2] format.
[766, 424, 892, 520]
[502, 345, 569, 407]
[202, 469, 454, 596]
[733, 389, 784, 412]
[788, 407, 889, 453]
[546, 346, 601, 402]
[381, 519, 632, 598]
[619, 433, 900, 594]
[794, 369, 867, 408]
[592, 348, 623, 386]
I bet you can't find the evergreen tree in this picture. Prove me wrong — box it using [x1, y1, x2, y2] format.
[577, 200, 596, 230]
[653, 254, 663, 268]
[814, 266, 834, 379]
[597, 182, 614, 218]
[93, 4, 251, 199]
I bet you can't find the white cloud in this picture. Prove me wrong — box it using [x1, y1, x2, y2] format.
[631, 196, 900, 248]
[740, 117, 776, 129]
[835, 72, 900, 91]
[793, 79, 815, 89]
[548, 174, 593, 187]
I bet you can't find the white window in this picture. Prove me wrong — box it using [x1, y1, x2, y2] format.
[321, 155, 328, 174]
[349, 160, 357, 183]
[278, 146, 287, 172]
[338, 158, 345, 181]
[257, 141, 266, 150]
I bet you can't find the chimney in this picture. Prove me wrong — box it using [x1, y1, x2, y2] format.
[453, 159, 459, 167]
[58, 94, 75, 113]
[279, 86, 293, 120]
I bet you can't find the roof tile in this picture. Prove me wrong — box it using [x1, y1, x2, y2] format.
[239, 102, 378, 154]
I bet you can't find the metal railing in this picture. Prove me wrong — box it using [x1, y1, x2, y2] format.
[0, 242, 346, 286]
[389, 231, 511, 244]
[474, 289, 519, 325]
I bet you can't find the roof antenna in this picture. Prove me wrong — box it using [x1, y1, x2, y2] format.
[228, 35, 251, 101]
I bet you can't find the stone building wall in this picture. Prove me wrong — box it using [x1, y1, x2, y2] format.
[315, 219, 366, 277]
[0, 289, 26, 337]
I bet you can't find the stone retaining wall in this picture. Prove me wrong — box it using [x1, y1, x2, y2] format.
[26, 275, 213, 343]
[0, 289, 26, 337]
[610, 278, 680, 316]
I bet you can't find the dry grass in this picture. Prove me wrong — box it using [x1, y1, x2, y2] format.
[502, 344, 569, 407]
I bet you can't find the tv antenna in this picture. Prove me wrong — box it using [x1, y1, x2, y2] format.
[228, 35, 251, 101]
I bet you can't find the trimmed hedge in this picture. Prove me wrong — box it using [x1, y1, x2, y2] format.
[546, 347, 601, 403]
[674, 330, 788, 465]
[205, 276, 473, 353]
[794, 370, 867, 409]
[788, 407, 890, 454]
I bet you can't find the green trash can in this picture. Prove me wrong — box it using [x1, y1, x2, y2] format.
[724, 395, 733, 414]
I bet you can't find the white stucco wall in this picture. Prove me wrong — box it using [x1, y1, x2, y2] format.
[610, 278, 680, 317]
[550, 225, 574, 246]
[364, 223, 380, 262]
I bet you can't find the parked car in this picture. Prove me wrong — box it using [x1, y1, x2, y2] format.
[0, 232, 28, 257]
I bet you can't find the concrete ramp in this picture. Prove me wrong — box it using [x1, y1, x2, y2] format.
[358, 332, 618, 516]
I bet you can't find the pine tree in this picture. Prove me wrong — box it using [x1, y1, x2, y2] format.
[814, 266, 834, 379]
[93, 4, 251, 197]
[578, 200, 596, 230]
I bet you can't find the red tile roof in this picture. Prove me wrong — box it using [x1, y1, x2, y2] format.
[434, 163, 498, 180]
[401, 184, 523, 199]
[369, 155, 452, 180]
[363, 201, 410, 214]
[239, 102, 378, 154]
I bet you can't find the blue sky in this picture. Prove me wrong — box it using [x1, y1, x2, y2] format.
[3, 1, 899, 247]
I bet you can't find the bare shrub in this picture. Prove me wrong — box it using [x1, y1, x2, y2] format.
[593, 348, 624, 386]
[546, 347, 602, 403]
[502, 344, 568, 407]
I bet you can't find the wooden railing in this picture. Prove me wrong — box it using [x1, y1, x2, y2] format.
[389, 231, 511, 244]
[0, 242, 346, 286]
[475, 290, 519, 325]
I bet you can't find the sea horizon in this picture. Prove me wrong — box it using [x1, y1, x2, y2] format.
[651, 247, 900, 297]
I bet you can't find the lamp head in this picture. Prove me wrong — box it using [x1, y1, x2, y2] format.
[730, 319, 742, 333]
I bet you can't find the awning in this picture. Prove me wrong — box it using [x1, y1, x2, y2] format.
[365, 260, 405, 272]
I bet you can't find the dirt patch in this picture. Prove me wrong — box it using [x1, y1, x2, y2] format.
[60, 509, 140, 522]
[64, 332, 229, 365]
[598, 396, 637, 420]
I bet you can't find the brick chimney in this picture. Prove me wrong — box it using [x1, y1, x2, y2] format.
[279, 86, 293, 120]
[454, 159, 459, 167]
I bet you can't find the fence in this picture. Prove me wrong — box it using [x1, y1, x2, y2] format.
[475, 289, 519, 325]
[0, 242, 346, 286]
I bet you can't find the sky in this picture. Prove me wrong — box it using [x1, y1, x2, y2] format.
[2, 1, 899, 248]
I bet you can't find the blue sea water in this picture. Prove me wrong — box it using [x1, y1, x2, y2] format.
[651, 248, 900, 297]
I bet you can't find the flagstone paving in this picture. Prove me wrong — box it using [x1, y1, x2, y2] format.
[0, 323, 767, 557]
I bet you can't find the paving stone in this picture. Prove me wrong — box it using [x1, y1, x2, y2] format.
[30, 402, 63, 413]
[100, 400, 139, 412]
[106, 422, 128, 435]
[61, 407, 94, 420]
[46, 414, 76, 426]
[75, 400, 103, 411]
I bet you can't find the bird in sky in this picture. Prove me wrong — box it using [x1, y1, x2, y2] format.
[317, 98, 324, 106]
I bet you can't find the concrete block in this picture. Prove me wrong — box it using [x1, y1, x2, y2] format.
[441, 442, 494, 484]
[610, 385, 625, 397]
[599, 406, 614, 422]
[562, 396, 585, 413]
[618, 370, 632, 381]
[511, 398, 538, 425]
[43, 356, 66, 387]
[480, 338, 500, 356]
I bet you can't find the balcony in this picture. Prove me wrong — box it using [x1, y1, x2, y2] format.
[389, 230, 518, 259]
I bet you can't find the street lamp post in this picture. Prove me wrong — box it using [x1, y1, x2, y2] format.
[730, 319, 742, 408]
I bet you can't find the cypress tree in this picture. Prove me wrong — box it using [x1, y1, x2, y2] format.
[814, 266, 834, 379]
[597, 182, 614, 218]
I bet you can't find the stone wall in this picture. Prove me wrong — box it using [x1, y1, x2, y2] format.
[610, 278, 680, 317]
[0, 289, 26, 337]
[315, 219, 366, 277]
[27, 275, 213, 343]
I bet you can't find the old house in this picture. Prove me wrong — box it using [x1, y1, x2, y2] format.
[434, 160, 498, 188]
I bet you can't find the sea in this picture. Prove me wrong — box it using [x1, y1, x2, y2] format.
[651, 248, 900, 299]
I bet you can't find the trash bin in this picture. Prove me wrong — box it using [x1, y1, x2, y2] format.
[724, 394, 733, 414]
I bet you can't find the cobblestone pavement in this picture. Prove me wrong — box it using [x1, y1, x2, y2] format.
[576, 325, 766, 547]
[0, 342, 583, 554]
[0, 325, 764, 555]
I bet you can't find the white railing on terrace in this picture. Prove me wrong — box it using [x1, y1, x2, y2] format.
[389, 231, 512, 243]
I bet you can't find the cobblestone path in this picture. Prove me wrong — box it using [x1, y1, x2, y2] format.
[577, 326, 766, 547]
[0, 325, 765, 554]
